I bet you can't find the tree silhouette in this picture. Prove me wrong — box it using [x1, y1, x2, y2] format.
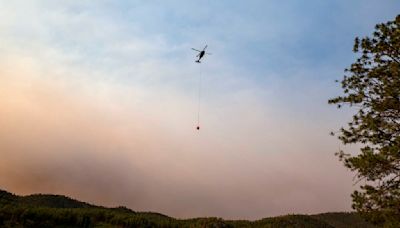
[329, 15, 400, 227]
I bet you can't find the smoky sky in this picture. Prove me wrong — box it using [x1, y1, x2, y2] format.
[0, 56, 354, 219]
[1, 0, 399, 220]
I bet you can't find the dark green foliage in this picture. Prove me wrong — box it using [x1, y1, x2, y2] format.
[253, 215, 335, 228]
[0, 189, 375, 227]
[18, 194, 94, 208]
[312, 212, 377, 228]
[329, 15, 400, 227]
[0, 189, 18, 205]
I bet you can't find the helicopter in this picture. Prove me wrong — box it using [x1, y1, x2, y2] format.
[191, 45, 211, 63]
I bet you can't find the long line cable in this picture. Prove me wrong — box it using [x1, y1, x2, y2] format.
[197, 63, 202, 130]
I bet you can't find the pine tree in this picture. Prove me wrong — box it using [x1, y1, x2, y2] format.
[329, 15, 400, 227]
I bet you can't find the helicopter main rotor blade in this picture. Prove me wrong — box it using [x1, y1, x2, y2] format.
[191, 48, 201, 52]
[203, 45, 208, 51]
[206, 53, 212, 55]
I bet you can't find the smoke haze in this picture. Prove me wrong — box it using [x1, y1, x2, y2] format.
[1, 0, 398, 220]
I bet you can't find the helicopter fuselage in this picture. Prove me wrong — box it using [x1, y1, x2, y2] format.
[196, 51, 205, 62]
[192, 45, 209, 63]
[199, 51, 205, 58]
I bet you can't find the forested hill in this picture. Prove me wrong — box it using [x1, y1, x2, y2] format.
[0, 189, 376, 227]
